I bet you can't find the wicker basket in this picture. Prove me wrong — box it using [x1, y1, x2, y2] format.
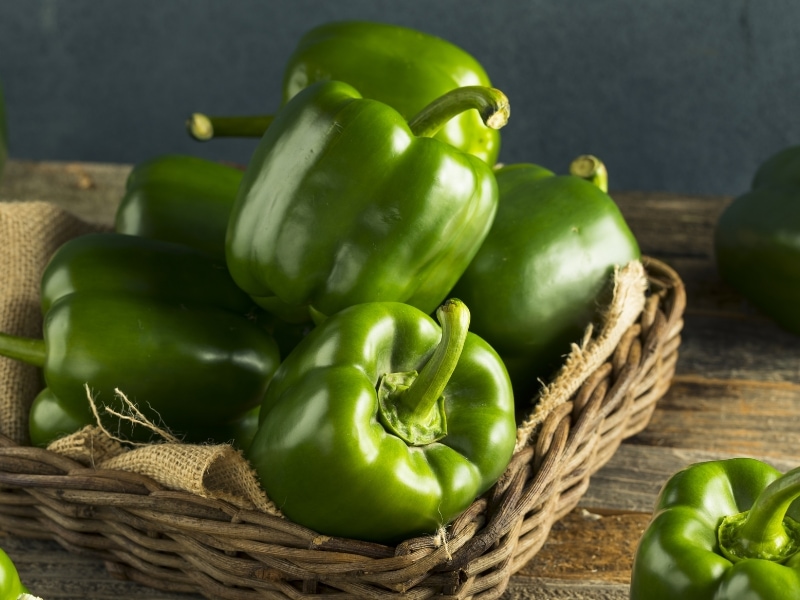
[0, 256, 685, 600]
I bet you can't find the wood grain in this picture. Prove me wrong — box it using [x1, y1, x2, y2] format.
[0, 160, 127, 226]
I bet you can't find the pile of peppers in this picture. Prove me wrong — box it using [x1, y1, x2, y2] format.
[0, 20, 643, 545]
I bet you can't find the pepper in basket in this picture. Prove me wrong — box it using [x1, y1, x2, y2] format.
[247, 298, 517, 544]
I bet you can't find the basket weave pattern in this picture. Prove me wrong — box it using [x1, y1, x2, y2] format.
[0, 256, 685, 600]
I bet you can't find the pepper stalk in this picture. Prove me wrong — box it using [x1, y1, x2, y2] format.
[0, 332, 46, 368]
[377, 299, 470, 446]
[186, 113, 275, 141]
[407, 86, 509, 138]
[187, 86, 509, 142]
[718, 466, 800, 563]
[570, 154, 609, 193]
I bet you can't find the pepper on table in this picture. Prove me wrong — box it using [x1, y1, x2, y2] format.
[630, 458, 800, 599]
[246, 298, 517, 544]
[715, 144, 800, 335]
[225, 81, 508, 323]
[188, 20, 502, 165]
[450, 155, 640, 401]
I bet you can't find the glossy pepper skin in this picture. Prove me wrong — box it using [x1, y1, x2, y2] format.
[189, 21, 500, 165]
[0, 546, 29, 599]
[247, 299, 517, 544]
[225, 81, 507, 322]
[115, 154, 243, 259]
[29, 387, 89, 447]
[12, 233, 279, 445]
[282, 21, 500, 165]
[40, 232, 256, 316]
[631, 458, 800, 599]
[715, 145, 800, 335]
[40, 232, 308, 363]
[450, 158, 640, 400]
[0, 292, 279, 443]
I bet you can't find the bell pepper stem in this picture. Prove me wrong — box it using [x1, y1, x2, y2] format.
[569, 155, 609, 193]
[408, 86, 510, 139]
[377, 299, 470, 445]
[405, 299, 470, 415]
[186, 113, 275, 141]
[0, 332, 46, 368]
[718, 466, 800, 562]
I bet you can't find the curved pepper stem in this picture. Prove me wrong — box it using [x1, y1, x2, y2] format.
[408, 86, 510, 139]
[718, 466, 800, 563]
[186, 113, 275, 141]
[377, 299, 470, 446]
[0, 332, 46, 368]
[569, 155, 609, 193]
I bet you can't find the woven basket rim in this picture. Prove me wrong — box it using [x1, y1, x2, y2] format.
[0, 254, 686, 600]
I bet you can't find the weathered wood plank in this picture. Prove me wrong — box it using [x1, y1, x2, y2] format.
[0, 160, 128, 226]
[505, 579, 627, 600]
[675, 314, 800, 382]
[630, 377, 800, 455]
[1, 534, 202, 599]
[514, 510, 648, 585]
[579, 444, 798, 513]
[612, 191, 731, 258]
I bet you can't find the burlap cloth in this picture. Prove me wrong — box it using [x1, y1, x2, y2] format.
[0, 201, 646, 520]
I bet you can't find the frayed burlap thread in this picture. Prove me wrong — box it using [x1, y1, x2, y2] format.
[47, 425, 127, 467]
[0, 201, 100, 443]
[514, 260, 649, 451]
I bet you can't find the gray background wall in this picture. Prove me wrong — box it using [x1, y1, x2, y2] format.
[0, 0, 797, 195]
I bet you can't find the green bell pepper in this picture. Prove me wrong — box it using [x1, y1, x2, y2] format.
[40, 232, 255, 316]
[29, 387, 85, 448]
[188, 20, 501, 165]
[450, 156, 640, 400]
[247, 299, 517, 544]
[631, 458, 800, 599]
[0, 291, 279, 443]
[225, 81, 508, 322]
[12, 233, 279, 445]
[115, 154, 243, 259]
[715, 145, 800, 335]
[0, 80, 7, 180]
[0, 546, 29, 599]
[751, 145, 800, 190]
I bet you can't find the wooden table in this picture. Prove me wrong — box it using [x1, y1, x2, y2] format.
[1, 160, 798, 599]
